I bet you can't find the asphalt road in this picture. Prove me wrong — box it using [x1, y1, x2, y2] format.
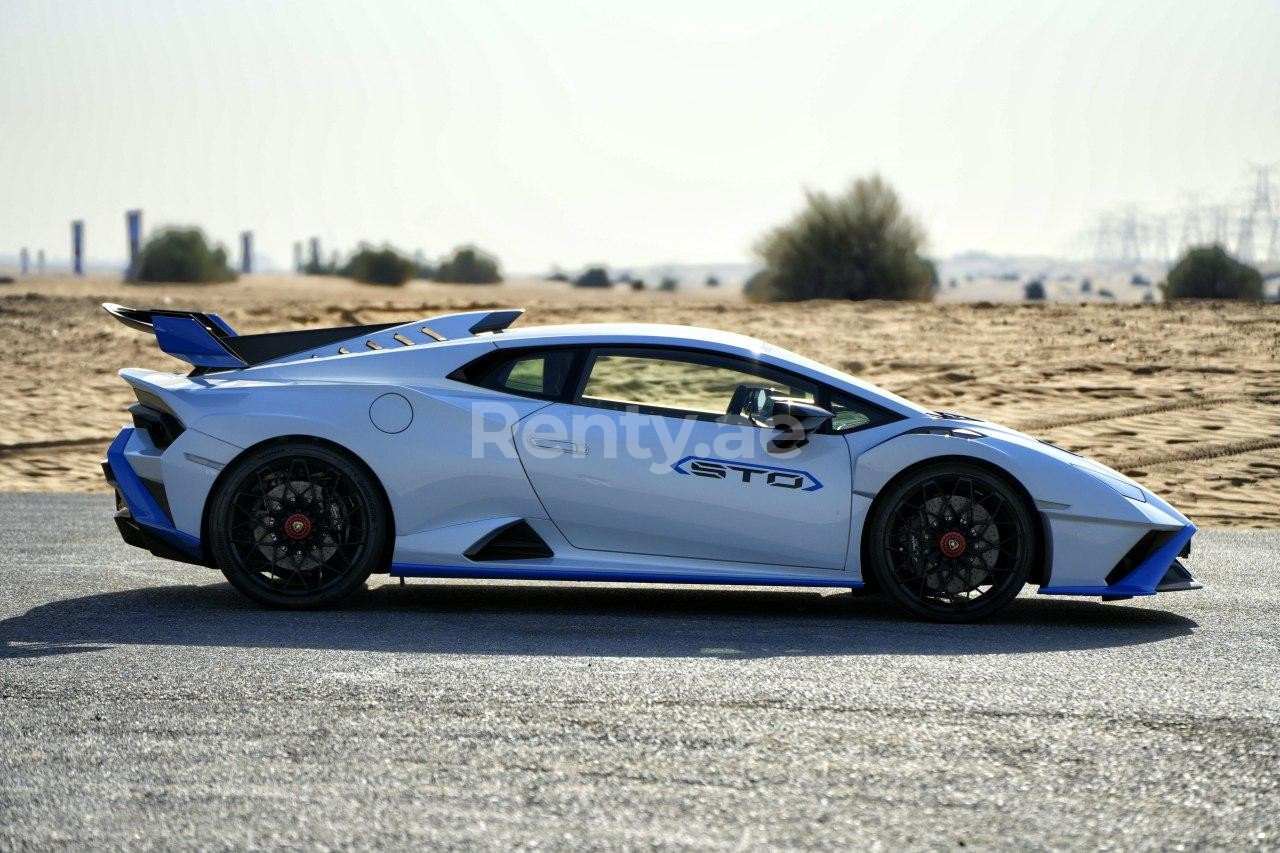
[1, 494, 1277, 850]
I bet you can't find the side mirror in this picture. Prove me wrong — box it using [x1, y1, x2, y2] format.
[765, 398, 833, 451]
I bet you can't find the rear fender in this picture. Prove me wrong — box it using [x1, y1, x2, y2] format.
[190, 385, 549, 539]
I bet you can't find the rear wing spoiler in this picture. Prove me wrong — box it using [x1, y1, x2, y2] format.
[102, 303, 523, 370]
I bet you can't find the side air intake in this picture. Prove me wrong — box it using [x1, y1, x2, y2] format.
[466, 520, 554, 562]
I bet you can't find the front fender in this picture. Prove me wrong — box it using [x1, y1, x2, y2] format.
[850, 430, 1188, 589]
[852, 431, 1147, 524]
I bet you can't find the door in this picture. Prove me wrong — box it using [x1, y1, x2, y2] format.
[513, 348, 853, 570]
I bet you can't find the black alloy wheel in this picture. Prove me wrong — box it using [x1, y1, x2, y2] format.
[868, 462, 1035, 622]
[208, 442, 388, 608]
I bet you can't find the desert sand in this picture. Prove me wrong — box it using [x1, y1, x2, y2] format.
[1, 275, 1277, 528]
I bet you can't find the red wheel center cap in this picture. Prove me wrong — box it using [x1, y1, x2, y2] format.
[283, 512, 312, 540]
[939, 531, 967, 558]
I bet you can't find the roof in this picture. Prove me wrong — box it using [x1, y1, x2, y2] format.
[495, 322, 775, 353]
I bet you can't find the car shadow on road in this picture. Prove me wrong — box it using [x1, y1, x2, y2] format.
[0, 577, 1199, 660]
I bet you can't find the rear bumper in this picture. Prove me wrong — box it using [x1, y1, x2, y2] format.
[112, 507, 205, 565]
[103, 427, 205, 565]
[1040, 522, 1199, 599]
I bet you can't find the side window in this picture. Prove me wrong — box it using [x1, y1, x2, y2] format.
[827, 390, 895, 433]
[482, 350, 575, 400]
[578, 350, 816, 418]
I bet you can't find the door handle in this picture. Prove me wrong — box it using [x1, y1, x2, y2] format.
[527, 436, 587, 455]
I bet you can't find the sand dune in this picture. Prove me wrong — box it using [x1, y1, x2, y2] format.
[2, 275, 1276, 527]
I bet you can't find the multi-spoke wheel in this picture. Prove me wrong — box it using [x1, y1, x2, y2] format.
[868, 462, 1035, 622]
[208, 442, 388, 608]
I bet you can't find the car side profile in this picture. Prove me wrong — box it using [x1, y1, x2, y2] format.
[101, 303, 1199, 622]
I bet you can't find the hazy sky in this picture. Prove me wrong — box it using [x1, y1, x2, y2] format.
[3, 0, 1278, 272]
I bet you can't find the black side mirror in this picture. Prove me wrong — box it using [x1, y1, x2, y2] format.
[765, 398, 833, 451]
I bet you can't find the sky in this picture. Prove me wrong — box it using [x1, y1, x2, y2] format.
[2, 0, 1279, 272]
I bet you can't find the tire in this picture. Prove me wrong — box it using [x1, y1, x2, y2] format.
[867, 462, 1035, 622]
[208, 442, 388, 609]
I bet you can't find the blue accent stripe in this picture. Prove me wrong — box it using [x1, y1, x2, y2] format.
[391, 562, 862, 588]
[107, 428, 203, 560]
[1039, 523, 1196, 597]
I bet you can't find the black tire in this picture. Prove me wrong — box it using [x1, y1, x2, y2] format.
[867, 462, 1035, 622]
[208, 442, 388, 609]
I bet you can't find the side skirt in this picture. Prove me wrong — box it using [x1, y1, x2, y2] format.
[390, 562, 864, 588]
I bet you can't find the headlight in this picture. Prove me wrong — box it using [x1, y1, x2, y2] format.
[1073, 464, 1146, 503]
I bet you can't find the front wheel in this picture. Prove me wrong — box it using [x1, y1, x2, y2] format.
[208, 442, 388, 609]
[867, 462, 1035, 622]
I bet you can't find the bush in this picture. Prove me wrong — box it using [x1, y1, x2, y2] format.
[1164, 245, 1263, 300]
[743, 270, 768, 299]
[1080, 278, 1092, 294]
[705, 275, 720, 287]
[1024, 280, 1046, 300]
[574, 266, 612, 288]
[436, 245, 502, 284]
[131, 228, 237, 283]
[630, 279, 645, 291]
[304, 257, 335, 276]
[344, 245, 415, 285]
[750, 176, 934, 302]
[658, 276, 678, 292]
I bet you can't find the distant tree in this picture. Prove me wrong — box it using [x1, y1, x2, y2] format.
[304, 246, 339, 276]
[1080, 278, 1092, 294]
[345, 245, 415, 285]
[131, 228, 236, 283]
[412, 251, 434, 280]
[630, 279, 645, 291]
[705, 274, 720, 287]
[750, 176, 934, 302]
[658, 276, 678, 292]
[574, 266, 612, 288]
[1163, 245, 1262, 300]
[923, 257, 940, 292]
[436, 245, 502, 284]
[545, 266, 571, 282]
[1098, 288, 1115, 299]
[1024, 280, 1046, 301]
[742, 270, 769, 300]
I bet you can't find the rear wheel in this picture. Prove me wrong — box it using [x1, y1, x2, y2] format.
[868, 462, 1035, 622]
[208, 442, 387, 608]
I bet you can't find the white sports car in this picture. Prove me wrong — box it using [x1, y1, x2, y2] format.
[101, 303, 1199, 621]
